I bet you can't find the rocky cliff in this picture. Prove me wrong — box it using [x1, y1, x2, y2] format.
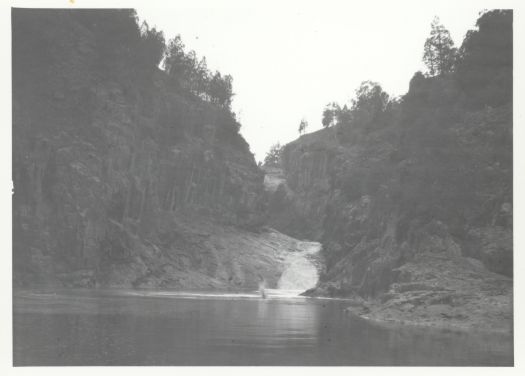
[268, 10, 513, 331]
[12, 9, 273, 289]
[275, 96, 512, 332]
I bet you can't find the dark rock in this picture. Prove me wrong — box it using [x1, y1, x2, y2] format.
[12, 10, 269, 289]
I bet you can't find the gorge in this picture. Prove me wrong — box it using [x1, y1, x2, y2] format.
[12, 7, 513, 363]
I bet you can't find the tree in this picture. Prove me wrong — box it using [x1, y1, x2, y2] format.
[455, 10, 512, 107]
[138, 21, 165, 70]
[78, 10, 142, 76]
[298, 119, 308, 135]
[163, 35, 234, 109]
[195, 56, 210, 99]
[351, 81, 390, 125]
[264, 143, 282, 166]
[337, 104, 352, 125]
[322, 102, 340, 128]
[423, 17, 457, 76]
[352, 81, 389, 112]
[221, 74, 234, 108]
[164, 35, 190, 82]
[209, 71, 234, 108]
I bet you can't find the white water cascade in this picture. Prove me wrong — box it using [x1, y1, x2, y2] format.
[276, 241, 321, 293]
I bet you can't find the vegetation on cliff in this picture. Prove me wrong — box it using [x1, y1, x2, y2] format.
[12, 9, 266, 288]
[268, 10, 512, 330]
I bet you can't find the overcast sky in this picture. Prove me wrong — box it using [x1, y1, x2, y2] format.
[136, 0, 486, 162]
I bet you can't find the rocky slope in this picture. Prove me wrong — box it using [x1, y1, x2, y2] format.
[275, 102, 512, 333]
[267, 10, 513, 332]
[12, 9, 275, 288]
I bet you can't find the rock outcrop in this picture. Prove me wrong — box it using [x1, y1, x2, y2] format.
[277, 108, 512, 332]
[268, 10, 513, 330]
[12, 9, 269, 288]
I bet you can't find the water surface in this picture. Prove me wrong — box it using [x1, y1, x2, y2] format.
[13, 289, 513, 366]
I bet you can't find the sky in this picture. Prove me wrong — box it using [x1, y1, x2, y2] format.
[135, 0, 489, 162]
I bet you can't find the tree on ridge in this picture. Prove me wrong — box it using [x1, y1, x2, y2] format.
[298, 119, 309, 135]
[423, 17, 457, 76]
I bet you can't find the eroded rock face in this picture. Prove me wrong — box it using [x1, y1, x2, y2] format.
[12, 10, 266, 288]
[345, 253, 512, 332]
[271, 86, 512, 329]
[276, 104, 512, 294]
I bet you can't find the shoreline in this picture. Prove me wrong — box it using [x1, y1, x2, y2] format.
[344, 302, 513, 335]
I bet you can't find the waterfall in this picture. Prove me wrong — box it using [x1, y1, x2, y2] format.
[277, 242, 321, 291]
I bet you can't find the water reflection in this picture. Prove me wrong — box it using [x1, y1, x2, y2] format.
[13, 290, 513, 366]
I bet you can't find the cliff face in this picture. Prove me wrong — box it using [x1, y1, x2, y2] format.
[12, 9, 268, 288]
[272, 70, 512, 331]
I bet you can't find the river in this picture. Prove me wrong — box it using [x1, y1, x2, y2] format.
[13, 288, 512, 366]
